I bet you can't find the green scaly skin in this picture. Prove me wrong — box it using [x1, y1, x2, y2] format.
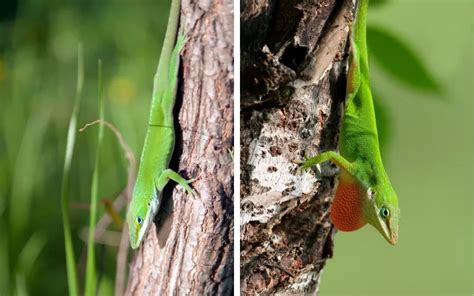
[302, 0, 399, 245]
[127, 0, 195, 250]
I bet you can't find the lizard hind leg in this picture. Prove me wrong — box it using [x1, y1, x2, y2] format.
[157, 168, 197, 197]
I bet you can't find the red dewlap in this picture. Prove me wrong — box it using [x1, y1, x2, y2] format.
[330, 179, 366, 231]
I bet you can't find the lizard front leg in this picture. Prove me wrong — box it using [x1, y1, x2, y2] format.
[301, 151, 354, 175]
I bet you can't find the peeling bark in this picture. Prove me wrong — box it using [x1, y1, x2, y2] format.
[240, 0, 354, 294]
[125, 0, 233, 294]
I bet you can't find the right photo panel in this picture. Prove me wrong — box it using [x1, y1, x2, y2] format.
[240, 0, 473, 295]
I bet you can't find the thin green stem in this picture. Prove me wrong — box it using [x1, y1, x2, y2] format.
[85, 60, 104, 296]
[60, 43, 83, 296]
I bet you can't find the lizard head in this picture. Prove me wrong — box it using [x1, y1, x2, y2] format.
[330, 169, 399, 245]
[364, 183, 399, 245]
[126, 197, 158, 249]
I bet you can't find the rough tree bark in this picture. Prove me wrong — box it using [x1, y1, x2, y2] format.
[125, 0, 234, 295]
[240, 0, 354, 294]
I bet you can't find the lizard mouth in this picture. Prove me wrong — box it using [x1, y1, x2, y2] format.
[372, 215, 397, 245]
[131, 236, 139, 249]
[136, 200, 159, 249]
[388, 229, 398, 245]
[390, 235, 397, 245]
[382, 221, 397, 245]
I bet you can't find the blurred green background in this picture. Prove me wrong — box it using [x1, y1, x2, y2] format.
[322, 1, 474, 295]
[0, 0, 172, 294]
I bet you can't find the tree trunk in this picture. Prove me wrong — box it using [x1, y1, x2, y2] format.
[125, 0, 234, 294]
[240, 0, 353, 294]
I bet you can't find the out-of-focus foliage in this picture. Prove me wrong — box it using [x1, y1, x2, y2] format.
[369, 0, 388, 7]
[368, 26, 441, 93]
[0, 0, 171, 295]
[364, 0, 441, 152]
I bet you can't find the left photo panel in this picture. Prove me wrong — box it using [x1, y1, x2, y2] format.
[0, 0, 234, 295]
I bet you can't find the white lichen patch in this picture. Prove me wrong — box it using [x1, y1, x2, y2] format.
[286, 270, 321, 293]
[247, 128, 320, 198]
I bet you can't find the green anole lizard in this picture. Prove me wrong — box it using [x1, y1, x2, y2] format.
[127, 0, 195, 249]
[301, 0, 399, 245]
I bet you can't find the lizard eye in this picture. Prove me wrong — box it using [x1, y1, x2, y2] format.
[379, 207, 390, 219]
[137, 216, 143, 225]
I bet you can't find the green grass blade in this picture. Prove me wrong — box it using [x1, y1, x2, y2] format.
[60, 43, 84, 296]
[0, 216, 10, 295]
[85, 59, 104, 296]
[16, 232, 46, 279]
